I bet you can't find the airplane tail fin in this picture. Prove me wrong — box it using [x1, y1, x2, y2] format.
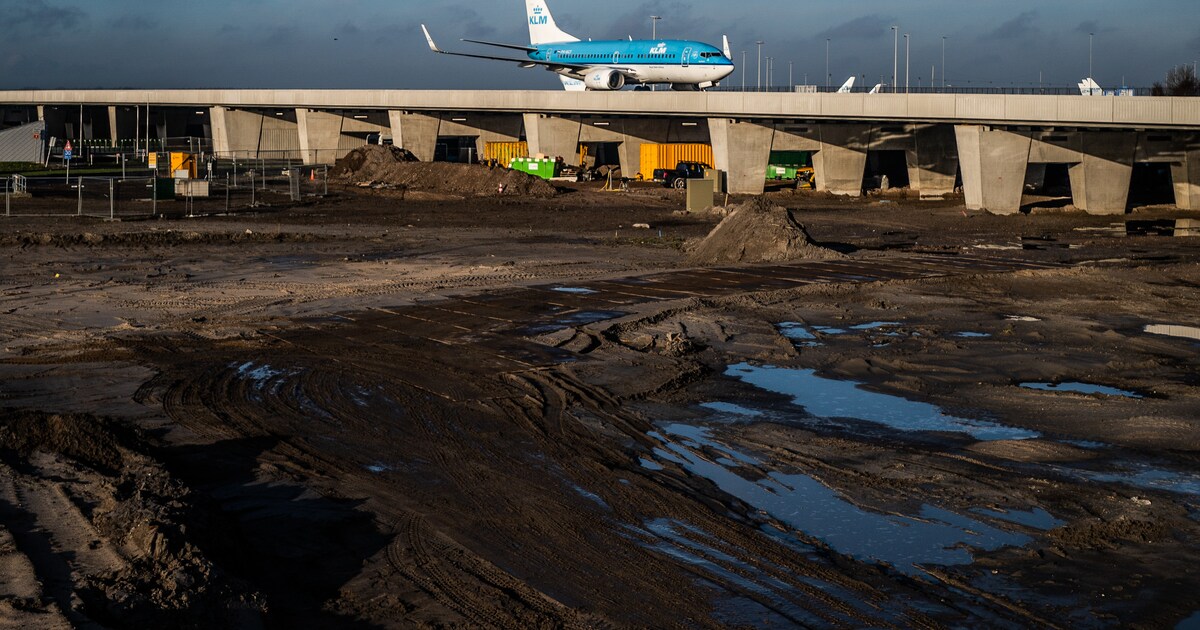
[1078, 77, 1102, 96]
[837, 76, 855, 93]
[526, 0, 578, 45]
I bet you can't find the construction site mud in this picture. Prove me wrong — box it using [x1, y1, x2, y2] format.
[2, 183, 1199, 628]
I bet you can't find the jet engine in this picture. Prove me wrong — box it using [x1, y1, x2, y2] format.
[585, 68, 626, 91]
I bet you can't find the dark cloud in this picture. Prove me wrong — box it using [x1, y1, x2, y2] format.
[985, 11, 1039, 40]
[109, 15, 157, 31]
[1075, 20, 1114, 34]
[814, 15, 896, 41]
[9, 0, 85, 33]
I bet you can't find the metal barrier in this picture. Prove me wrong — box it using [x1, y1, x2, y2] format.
[1, 164, 329, 219]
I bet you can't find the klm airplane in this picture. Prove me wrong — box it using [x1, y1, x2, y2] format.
[421, 0, 735, 91]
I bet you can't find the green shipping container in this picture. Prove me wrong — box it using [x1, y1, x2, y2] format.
[769, 150, 813, 167]
[767, 164, 800, 180]
[508, 157, 558, 180]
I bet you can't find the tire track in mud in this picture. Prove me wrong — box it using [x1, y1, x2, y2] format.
[118, 253, 1085, 626]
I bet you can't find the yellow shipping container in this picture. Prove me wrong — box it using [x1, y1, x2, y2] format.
[169, 152, 197, 179]
[484, 141, 529, 165]
[640, 143, 714, 178]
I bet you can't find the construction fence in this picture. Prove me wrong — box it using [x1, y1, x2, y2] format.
[2, 166, 330, 220]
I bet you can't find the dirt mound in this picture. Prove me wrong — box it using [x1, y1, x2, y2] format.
[332, 145, 557, 198]
[686, 198, 844, 265]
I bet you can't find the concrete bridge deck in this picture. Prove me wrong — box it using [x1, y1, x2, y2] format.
[2, 90, 1198, 214]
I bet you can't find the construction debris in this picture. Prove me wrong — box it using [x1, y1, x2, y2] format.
[686, 198, 844, 265]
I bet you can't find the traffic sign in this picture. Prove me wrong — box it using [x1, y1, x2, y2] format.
[63, 140, 73, 161]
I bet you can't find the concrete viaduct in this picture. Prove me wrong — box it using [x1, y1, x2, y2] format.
[2, 90, 1198, 215]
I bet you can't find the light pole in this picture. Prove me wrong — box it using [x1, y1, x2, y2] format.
[766, 57, 772, 90]
[904, 33, 910, 93]
[650, 16, 661, 91]
[825, 38, 831, 91]
[891, 26, 898, 93]
[789, 60, 793, 89]
[1089, 32, 1094, 80]
[756, 40, 764, 92]
[942, 36, 947, 91]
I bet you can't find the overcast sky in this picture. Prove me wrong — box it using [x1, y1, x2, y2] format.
[2, 0, 1197, 90]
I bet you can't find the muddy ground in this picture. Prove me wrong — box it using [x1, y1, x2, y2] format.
[1, 180, 1199, 628]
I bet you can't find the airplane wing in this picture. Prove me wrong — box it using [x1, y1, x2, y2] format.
[422, 25, 587, 71]
[461, 38, 538, 53]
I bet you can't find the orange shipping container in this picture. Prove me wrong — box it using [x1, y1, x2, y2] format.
[639, 143, 714, 178]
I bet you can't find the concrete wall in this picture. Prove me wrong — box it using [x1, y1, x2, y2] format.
[0, 121, 46, 162]
[211, 107, 300, 159]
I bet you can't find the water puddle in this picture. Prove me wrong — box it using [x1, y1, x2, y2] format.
[726, 363, 1039, 441]
[550, 286, 598, 295]
[1064, 462, 1200, 499]
[365, 463, 392, 474]
[1020, 382, 1143, 399]
[556, 309, 627, 326]
[851, 321, 901, 331]
[1178, 610, 1200, 629]
[231, 361, 300, 401]
[699, 401, 763, 418]
[955, 332, 992, 338]
[777, 322, 823, 347]
[971, 507, 1064, 530]
[570, 484, 610, 510]
[1005, 315, 1041, 322]
[636, 517, 854, 626]
[1145, 324, 1200, 342]
[647, 424, 1032, 575]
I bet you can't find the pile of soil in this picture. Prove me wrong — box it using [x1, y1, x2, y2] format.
[331, 145, 557, 198]
[686, 198, 844, 264]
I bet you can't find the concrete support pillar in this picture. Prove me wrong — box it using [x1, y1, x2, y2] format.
[36, 105, 45, 122]
[296, 109, 344, 165]
[815, 124, 871, 196]
[107, 106, 119, 145]
[1068, 132, 1136, 215]
[210, 106, 265, 159]
[388, 111, 440, 162]
[906, 124, 959, 199]
[708, 118, 775, 195]
[522, 113, 582, 164]
[615, 119, 671, 179]
[1172, 150, 1200, 211]
[955, 125, 1031, 215]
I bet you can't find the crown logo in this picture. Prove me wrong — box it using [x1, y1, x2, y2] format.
[533, 7, 543, 14]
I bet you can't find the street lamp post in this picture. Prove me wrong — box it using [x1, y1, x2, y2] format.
[1089, 32, 1094, 80]
[650, 16, 661, 91]
[789, 60, 793, 90]
[904, 33, 910, 93]
[942, 36, 947, 91]
[756, 40, 764, 92]
[742, 51, 747, 91]
[825, 39, 830, 91]
[891, 26, 898, 93]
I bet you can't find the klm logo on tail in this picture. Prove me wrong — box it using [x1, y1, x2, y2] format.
[530, 6, 547, 25]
